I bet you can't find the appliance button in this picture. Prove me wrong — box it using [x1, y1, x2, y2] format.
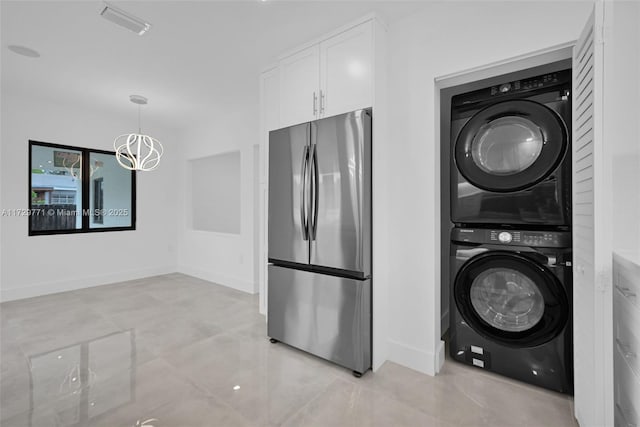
[499, 83, 511, 93]
[498, 231, 512, 243]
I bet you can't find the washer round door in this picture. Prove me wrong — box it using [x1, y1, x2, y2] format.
[455, 99, 567, 192]
[454, 251, 569, 347]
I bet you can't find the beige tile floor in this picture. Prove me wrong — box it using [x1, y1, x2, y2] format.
[0, 274, 578, 427]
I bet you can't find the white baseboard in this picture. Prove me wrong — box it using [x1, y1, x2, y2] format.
[177, 265, 256, 294]
[0, 266, 177, 302]
[435, 339, 445, 373]
[387, 339, 444, 376]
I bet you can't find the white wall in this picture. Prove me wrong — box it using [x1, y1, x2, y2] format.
[176, 100, 258, 294]
[608, 0, 640, 260]
[384, 1, 593, 374]
[0, 92, 179, 301]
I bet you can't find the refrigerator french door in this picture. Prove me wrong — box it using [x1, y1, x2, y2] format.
[268, 109, 372, 375]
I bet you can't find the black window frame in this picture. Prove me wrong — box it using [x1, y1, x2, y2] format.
[28, 140, 137, 236]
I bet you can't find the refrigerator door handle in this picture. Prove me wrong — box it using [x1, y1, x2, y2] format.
[310, 143, 319, 240]
[300, 145, 310, 241]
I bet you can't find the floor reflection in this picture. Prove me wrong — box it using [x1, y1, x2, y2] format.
[28, 330, 136, 426]
[1, 274, 577, 427]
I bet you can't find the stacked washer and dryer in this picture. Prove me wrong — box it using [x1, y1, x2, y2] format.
[448, 67, 574, 394]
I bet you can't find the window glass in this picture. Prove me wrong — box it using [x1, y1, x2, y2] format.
[471, 116, 544, 175]
[89, 152, 133, 229]
[29, 141, 135, 235]
[470, 267, 545, 332]
[30, 145, 83, 231]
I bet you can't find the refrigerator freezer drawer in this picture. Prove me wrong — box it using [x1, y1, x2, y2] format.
[267, 265, 371, 374]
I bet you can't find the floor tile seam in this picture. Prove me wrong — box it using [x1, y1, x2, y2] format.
[275, 374, 358, 426]
[157, 347, 339, 427]
[88, 289, 173, 307]
[166, 276, 255, 300]
[96, 302, 180, 327]
[223, 326, 267, 343]
[356, 372, 509, 426]
[131, 354, 217, 401]
[14, 323, 129, 370]
[198, 325, 248, 342]
[153, 354, 222, 401]
[364, 377, 481, 422]
[134, 390, 255, 427]
[0, 299, 93, 322]
[138, 328, 227, 359]
[444, 383, 569, 426]
[0, 294, 86, 309]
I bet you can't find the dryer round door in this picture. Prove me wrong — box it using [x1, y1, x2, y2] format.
[453, 251, 569, 347]
[455, 99, 567, 192]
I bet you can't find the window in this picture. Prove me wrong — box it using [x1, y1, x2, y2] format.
[29, 141, 136, 235]
[51, 191, 77, 205]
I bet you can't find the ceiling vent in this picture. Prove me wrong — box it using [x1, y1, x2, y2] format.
[100, 3, 151, 36]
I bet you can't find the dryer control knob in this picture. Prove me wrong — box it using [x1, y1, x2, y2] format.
[498, 231, 513, 243]
[499, 83, 512, 93]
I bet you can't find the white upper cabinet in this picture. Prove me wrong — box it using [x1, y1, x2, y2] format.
[278, 20, 374, 128]
[320, 21, 373, 118]
[279, 45, 320, 128]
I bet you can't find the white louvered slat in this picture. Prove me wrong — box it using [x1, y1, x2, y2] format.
[572, 3, 614, 426]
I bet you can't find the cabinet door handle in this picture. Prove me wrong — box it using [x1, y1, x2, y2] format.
[616, 285, 637, 300]
[313, 92, 318, 116]
[616, 338, 637, 359]
[320, 90, 325, 115]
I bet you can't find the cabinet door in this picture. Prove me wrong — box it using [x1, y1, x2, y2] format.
[279, 45, 320, 128]
[319, 21, 373, 118]
[572, 3, 613, 427]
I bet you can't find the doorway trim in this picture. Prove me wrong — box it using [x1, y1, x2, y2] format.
[432, 41, 575, 373]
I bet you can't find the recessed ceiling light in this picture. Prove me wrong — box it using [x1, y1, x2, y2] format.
[8, 45, 40, 58]
[100, 2, 151, 36]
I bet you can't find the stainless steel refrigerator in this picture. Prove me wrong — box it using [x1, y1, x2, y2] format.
[268, 109, 372, 376]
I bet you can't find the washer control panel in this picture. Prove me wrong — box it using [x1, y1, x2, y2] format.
[451, 68, 571, 109]
[493, 230, 519, 244]
[490, 72, 562, 96]
[453, 228, 571, 248]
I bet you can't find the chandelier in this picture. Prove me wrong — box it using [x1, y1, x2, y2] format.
[114, 95, 163, 171]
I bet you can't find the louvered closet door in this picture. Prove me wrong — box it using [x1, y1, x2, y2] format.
[572, 3, 614, 426]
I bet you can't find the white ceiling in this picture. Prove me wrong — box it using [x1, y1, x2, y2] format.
[1, 1, 429, 132]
